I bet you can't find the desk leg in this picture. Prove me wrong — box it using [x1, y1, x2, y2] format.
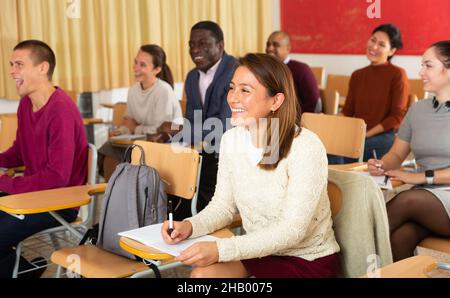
[49, 211, 84, 240]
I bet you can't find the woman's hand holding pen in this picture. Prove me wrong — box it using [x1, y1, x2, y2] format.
[161, 220, 192, 245]
[176, 241, 219, 267]
[368, 158, 385, 176]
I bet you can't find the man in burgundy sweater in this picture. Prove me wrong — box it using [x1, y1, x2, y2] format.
[266, 31, 321, 114]
[0, 40, 87, 277]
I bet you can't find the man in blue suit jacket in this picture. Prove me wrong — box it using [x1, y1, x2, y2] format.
[184, 21, 237, 212]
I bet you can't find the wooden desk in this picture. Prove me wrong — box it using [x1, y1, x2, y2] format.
[362, 255, 437, 278]
[119, 228, 234, 262]
[100, 102, 115, 109]
[109, 138, 138, 146]
[0, 183, 106, 238]
[83, 118, 104, 125]
[109, 135, 147, 147]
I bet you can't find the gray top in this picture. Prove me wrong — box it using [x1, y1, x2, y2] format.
[398, 98, 450, 217]
[398, 98, 450, 172]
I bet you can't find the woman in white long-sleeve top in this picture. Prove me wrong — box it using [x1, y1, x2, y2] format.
[161, 53, 340, 278]
[98, 44, 182, 180]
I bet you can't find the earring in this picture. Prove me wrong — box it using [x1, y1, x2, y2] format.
[271, 110, 275, 115]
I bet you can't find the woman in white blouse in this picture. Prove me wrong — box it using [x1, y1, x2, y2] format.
[98, 45, 182, 180]
[161, 53, 340, 278]
[112, 44, 182, 138]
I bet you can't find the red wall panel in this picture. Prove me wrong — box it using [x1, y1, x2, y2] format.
[281, 0, 450, 55]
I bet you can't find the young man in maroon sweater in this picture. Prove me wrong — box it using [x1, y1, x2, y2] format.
[0, 40, 87, 278]
[266, 31, 321, 114]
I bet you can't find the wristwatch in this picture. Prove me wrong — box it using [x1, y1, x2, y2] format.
[425, 170, 434, 185]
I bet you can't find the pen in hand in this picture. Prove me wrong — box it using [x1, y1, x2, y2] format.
[373, 149, 389, 185]
[168, 200, 174, 237]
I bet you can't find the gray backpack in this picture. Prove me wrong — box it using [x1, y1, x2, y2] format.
[97, 144, 167, 259]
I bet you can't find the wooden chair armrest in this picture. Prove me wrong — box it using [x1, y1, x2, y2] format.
[119, 228, 234, 261]
[6, 166, 26, 177]
[88, 183, 108, 195]
[83, 118, 104, 125]
[100, 103, 115, 109]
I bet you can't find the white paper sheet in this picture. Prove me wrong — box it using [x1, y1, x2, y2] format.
[118, 223, 219, 257]
[351, 171, 393, 190]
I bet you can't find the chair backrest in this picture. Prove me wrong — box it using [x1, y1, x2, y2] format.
[311, 66, 325, 88]
[328, 168, 393, 277]
[407, 94, 419, 108]
[327, 181, 342, 218]
[326, 74, 350, 97]
[320, 88, 339, 115]
[302, 113, 366, 161]
[79, 143, 98, 225]
[131, 141, 202, 214]
[408, 79, 425, 100]
[112, 102, 127, 127]
[0, 113, 18, 152]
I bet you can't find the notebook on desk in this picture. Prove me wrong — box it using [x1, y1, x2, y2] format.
[109, 134, 146, 141]
[351, 171, 393, 190]
[118, 223, 219, 257]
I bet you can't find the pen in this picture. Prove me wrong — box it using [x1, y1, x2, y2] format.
[168, 200, 174, 236]
[373, 150, 389, 185]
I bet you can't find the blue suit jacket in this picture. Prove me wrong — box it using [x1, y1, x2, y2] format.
[184, 53, 237, 150]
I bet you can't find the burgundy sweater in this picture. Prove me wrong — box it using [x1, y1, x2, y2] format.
[287, 60, 320, 113]
[0, 87, 87, 194]
[342, 62, 409, 131]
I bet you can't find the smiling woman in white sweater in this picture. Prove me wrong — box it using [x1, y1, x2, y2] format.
[161, 53, 340, 278]
[98, 44, 182, 180]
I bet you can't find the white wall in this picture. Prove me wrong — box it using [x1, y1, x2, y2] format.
[291, 54, 422, 79]
[0, 98, 19, 113]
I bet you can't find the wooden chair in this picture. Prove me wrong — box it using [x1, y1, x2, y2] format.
[11, 143, 99, 277]
[302, 113, 366, 162]
[408, 79, 425, 100]
[361, 255, 439, 278]
[407, 93, 419, 108]
[0, 113, 18, 152]
[328, 169, 393, 277]
[417, 237, 450, 254]
[311, 66, 325, 88]
[326, 74, 350, 97]
[112, 102, 127, 128]
[51, 141, 203, 278]
[320, 88, 340, 115]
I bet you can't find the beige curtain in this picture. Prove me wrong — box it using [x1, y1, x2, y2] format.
[0, 0, 272, 100]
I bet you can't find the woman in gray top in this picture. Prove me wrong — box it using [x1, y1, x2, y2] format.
[368, 40, 450, 261]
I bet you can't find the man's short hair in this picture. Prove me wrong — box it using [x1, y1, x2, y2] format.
[14, 40, 56, 81]
[191, 21, 224, 43]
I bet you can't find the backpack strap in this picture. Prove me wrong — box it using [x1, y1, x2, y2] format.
[123, 144, 146, 165]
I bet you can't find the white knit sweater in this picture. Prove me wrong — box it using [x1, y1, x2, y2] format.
[187, 126, 340, 262]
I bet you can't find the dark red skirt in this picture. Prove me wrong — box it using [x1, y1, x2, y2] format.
[241, 253, 341, 278]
